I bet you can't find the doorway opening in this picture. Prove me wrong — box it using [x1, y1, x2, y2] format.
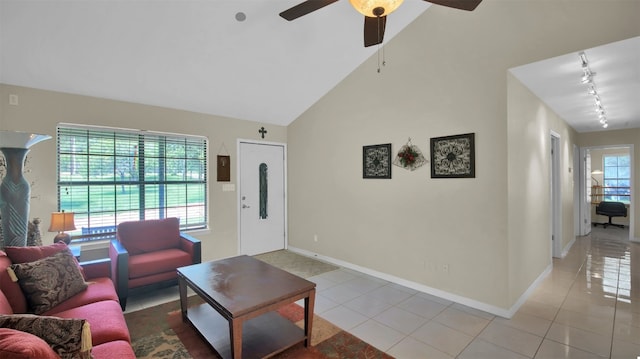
[579, 145, 634, 242]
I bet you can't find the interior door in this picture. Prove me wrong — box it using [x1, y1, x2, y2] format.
[238, 141, 286, 255]
[551, 134, 562, 258]
[583, 149, 592, 234]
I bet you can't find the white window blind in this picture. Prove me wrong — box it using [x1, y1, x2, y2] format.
[603, 154, 630, 203]
[56, 124, 208, 241]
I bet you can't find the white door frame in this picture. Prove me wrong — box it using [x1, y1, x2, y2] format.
[550, 131, 562, 258]
[573, 144, 581, 238]
[578, 147, 592, 236]
[236, 139, 288, 254]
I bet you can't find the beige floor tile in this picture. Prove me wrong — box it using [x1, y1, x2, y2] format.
[387, 337, 454, 359]
[614, 307, 640, 327]
[542, 268, 579, 284]
[554, 308, 614, 336]
[518, 299, 560, 321]
[374, 306, 429, 335]
[458, 339, 531, 359]
[616, 297, 640, 314]
[494, 311, 553, 337]
[610, 339, 640, 359]
[567, 286, 618, 303]
[559, 295, 616, 320]
[613, 320, 640, 345]
[124, 232, 640, 359]
[534, 339, 606, 359]
[410, 321, 474, 357]
[545, 323, 612, 358]
[350, 319, 405, 352]
[478, 321, 543, 358]
[528, 288, 567, 308]
[451, 303, 496, 321]
[396, 295, 448, 319]
[433, 307, 491, 336]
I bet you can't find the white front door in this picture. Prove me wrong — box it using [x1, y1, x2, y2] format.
[238, 141, 286, 255]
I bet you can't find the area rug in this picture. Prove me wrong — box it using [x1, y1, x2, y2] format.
[254, 250, 339, 279]
[125, 298, 393, 359]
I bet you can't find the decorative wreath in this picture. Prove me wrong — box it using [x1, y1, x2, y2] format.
[393, 139, 427, 171]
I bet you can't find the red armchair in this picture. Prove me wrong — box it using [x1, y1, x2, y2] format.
[109, 217, 201, 310]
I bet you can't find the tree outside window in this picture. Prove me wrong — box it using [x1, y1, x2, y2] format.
[603, 154, 630, 203]
[57, 125, 207, 241]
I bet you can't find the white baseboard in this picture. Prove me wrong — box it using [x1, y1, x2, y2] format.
[561, 237, 577, 258]
[288, 246, 548, 319]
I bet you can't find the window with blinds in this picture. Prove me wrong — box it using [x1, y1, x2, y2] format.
[603, 154, 631, 203]
[56, 124, 208, 241]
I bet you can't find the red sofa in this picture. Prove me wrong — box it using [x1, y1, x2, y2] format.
[110, 217, 201, 310]
[0, 242, 135, 358]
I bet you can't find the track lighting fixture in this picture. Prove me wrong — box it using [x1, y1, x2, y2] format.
[579, 51, 608, 129]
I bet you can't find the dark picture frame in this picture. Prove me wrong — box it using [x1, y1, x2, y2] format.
[363, 143, 392, 179]
[430, 133, 475, 178]
[217, 155, 231, 182]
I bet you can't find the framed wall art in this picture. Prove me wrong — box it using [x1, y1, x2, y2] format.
[363, 143, 392, 179]
[217, 155, 230, 182]
[430, 133, 475, 178]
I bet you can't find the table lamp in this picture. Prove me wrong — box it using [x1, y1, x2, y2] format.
[48, 211, 76, 245]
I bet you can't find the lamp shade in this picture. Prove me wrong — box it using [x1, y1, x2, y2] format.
[349, 0, 404, 17]
[48, 212, 76, 232]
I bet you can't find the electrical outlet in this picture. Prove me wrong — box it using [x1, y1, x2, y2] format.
[9, 94, 18, 106]
[313, 234, 318, 242]
[442, 264, 449, 273]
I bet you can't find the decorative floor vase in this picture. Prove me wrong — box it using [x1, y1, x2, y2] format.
[0, 148, 30, 247]
[0, 131, 51, 248]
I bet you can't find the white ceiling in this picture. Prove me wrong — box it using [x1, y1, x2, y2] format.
[510, 36, 640, 133]
[1, 1, 638, 133]
[0, 0, 429, 126]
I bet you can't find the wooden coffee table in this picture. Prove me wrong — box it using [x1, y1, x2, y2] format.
[177, 255, 316, 359]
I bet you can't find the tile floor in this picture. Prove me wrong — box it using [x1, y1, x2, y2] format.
[126, 226, 640, 358]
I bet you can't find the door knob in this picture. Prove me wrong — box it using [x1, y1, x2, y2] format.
[242, 204, 250, 209]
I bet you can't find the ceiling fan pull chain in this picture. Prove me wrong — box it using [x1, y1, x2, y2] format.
[377, 15, 384, 73]
[382, 43, 386, 68]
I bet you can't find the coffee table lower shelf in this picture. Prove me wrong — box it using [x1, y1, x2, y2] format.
[185, 303, 307, 359]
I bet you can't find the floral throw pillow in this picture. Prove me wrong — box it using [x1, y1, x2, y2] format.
[0, 314, 92, 359]
[8, 249, 88, 314]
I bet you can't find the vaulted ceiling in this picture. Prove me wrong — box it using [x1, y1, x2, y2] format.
[0, 0, 429, 126]
[2, 1, 639, 132]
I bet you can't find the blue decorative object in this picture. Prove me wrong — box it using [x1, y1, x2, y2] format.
[0, 131, 51, 248]
[259, 163, 268, 219]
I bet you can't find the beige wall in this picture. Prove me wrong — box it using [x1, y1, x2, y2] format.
[1, 0, 639, 315]
[578, 130, 640, 240]
[287, 0, 639, 312]
[0, 84, 287, 261]
[507, 73, 578, 306]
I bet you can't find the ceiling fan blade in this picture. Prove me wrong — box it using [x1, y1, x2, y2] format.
[425, 0, 482, 11]
[279, 0, 340, 21]
[364, 15, 387, 47]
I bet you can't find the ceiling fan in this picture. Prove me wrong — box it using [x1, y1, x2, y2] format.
[280, 0, 482, 47]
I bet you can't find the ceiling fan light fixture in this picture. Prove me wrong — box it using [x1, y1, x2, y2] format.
[349, 0, 404, 17]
